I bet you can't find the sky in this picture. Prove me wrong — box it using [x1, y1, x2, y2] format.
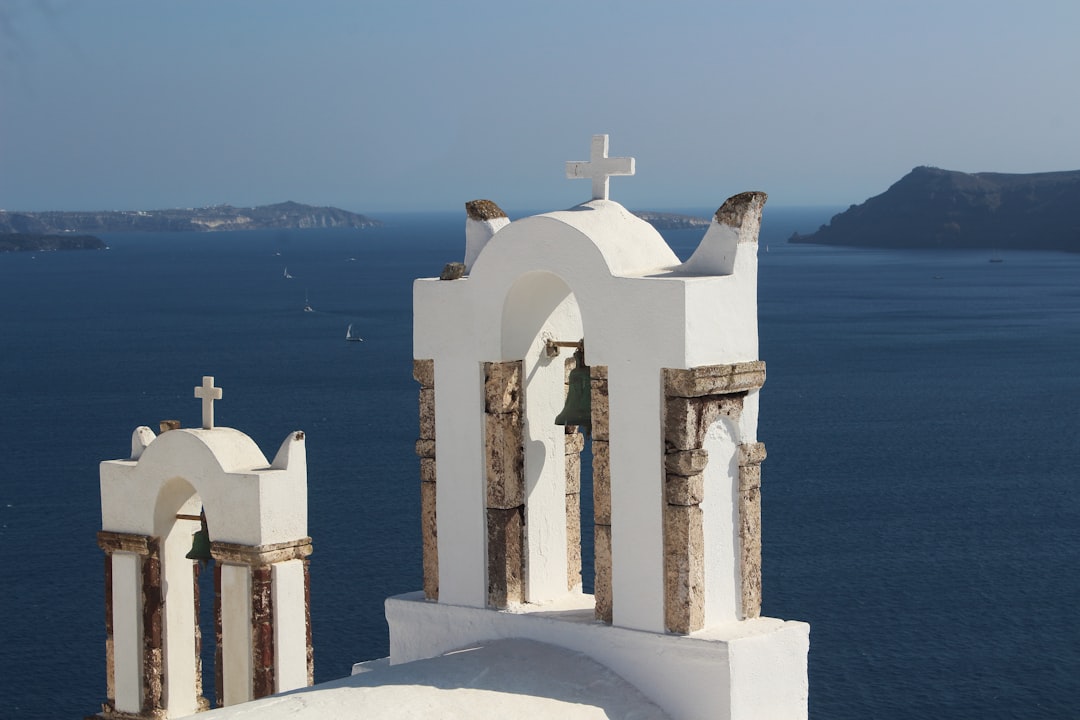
[1, 0, 1078, 214]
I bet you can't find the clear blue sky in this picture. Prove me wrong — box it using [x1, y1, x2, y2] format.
[2, 0, 1077, 214]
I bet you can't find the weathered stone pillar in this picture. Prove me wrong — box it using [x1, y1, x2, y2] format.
[739, 442, 766, 619]
[565, 428, 584, 591]
[483, 360, 524, 608]
[661, 361, 765, 634]
[590, 364, 612, 623]
[95, 531, 165, 720]
[413, 359, 438, 601]
[211, 539, 313, 706]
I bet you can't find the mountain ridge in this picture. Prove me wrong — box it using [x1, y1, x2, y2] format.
[789, 166, 1080, 252]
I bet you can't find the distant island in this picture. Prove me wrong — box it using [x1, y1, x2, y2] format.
[0, 201, 380, 235]
[0, 232, 107, 253]
[633, 211, 711, 230]
[790, 166, 1080, 252]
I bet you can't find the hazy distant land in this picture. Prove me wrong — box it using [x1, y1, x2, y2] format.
[632, 211, 711, 230]
[0, 201, 380, 236]
[791, 167, 1080, 252]
[0, 233, 107, 253]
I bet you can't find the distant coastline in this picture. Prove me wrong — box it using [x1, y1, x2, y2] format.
[632, 211, 711, 230]
[0, 232, 107, 253]
[0, 201, 380, 235]
[790, 166, 1080, 252]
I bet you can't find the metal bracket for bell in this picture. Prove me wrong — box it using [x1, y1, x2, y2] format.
[186, 511, 212, 566]
[555, 348, 592, 435]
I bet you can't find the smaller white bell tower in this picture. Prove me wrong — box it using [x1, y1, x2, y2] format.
[92, 376, 313, 719]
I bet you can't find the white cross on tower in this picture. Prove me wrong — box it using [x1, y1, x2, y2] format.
[194, 376, 222, 430]
[565, 134, 636, 201]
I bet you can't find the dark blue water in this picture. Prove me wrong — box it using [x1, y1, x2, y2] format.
[1, 209, 1077, 718]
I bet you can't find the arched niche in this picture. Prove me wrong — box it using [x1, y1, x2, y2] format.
[499, 270, 584, 604]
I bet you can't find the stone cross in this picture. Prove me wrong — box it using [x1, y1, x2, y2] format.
[194, 376, 222, 430]
[566, 134, 635, 201]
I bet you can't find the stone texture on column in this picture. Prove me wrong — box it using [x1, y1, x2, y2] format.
[192, 564, 208, 712]
[250, 565, 274, 699]
[593, 523, 613, 624]
[414, 359, 438, 600]
[589, 364, 612, 622]
[662, 361, 765, 399]
[303, 559, 314, 687]
[104, 554, 115, 712]
[214, 564, 223, 708]
[484, 360, 525, 608]
[661, 362, 764, 634]
[663, 504, 704, 634]
[565, 427, 583, 590]
[141, 538, 164, 718]
[739, 442, 766, 619]
[486, 506, 524, 608]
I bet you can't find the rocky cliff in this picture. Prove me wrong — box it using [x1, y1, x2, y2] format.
[790, 167, 1080, 251]
[0, 201, 380, 234]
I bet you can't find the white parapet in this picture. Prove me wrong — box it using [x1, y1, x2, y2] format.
[386, 592, 809, 720]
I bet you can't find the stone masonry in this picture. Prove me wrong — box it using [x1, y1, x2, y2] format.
[590, 364, 612, 623]
[661, 361, 766, 634]
[483, 360, 525, 608]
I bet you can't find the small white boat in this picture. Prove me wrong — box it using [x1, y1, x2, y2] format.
[284, 266, 293, 279]
[304, 289, 313, 313]
[346, 323, 363, 342]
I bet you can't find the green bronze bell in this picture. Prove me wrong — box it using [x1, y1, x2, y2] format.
[555, 349, 592, 434]
[186, 512, 212, 565]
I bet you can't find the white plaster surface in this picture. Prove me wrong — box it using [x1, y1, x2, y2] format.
[111, 551, 143, 714]
[100, 428, 307, 546]
[702, 418, 741, 625]
[414, 199, 761, 627]
[464, 214, 510, 271]
[385, 592, 809, 720]
[181, 638, 669, 720]
[221, 563, 253, 706]
[272, 559, 309, 693]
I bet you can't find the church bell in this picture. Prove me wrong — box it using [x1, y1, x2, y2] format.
[186, 511, 212, 565]
[555, 349, 592, 434]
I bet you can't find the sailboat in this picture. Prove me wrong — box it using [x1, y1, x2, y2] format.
[304, 290, 313, 313]
[346, 323, 363, 342]
[284, 266, 293, 279]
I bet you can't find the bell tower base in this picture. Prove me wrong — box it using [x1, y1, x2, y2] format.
[385, 592, 808, 720]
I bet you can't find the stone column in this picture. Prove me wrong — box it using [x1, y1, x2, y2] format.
[483, 360, 524, 608]
[738, 442, 767, 619]
[211, 539, 314, 706]
[95, 531, 164, 720]
[590, 365, 612, 623]
[413, 359, 438, 600]
[661, 361, 766, 635]
[565, 428, 584, 591]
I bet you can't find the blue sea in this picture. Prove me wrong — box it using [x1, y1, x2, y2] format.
[1, 209, 1077, 719]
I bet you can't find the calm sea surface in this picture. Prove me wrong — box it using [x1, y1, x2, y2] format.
[0, 208, 1077, 718]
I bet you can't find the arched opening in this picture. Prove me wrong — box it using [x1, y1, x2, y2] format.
[498, 270, 595, 606]
[152, 476, 214, 714]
